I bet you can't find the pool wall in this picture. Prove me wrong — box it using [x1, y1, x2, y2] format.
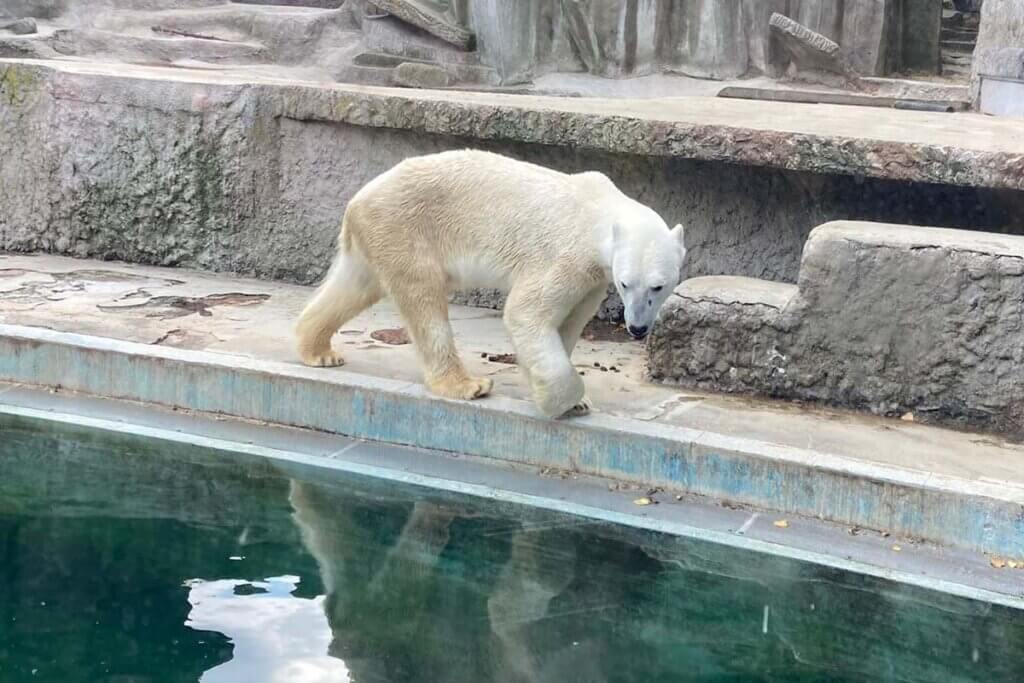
[1, 323, 1021, 558]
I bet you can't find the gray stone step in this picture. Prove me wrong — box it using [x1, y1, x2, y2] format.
[941, 39, 977, 53]
[941, 27, 978, 42]
[351, 50, 497, 86]
[51, 28, 268, 64]
[339, 52, 499, 87]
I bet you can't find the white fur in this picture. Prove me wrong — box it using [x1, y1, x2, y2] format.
[296, 150, 686, 418]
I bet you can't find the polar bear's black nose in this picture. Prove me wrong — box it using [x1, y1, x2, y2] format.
[627, 325, 648, 340]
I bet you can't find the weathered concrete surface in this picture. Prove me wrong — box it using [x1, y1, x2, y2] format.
[649, 221, 1024, 437]
[2, 254, 1024, 557]
[1, 59, 1022, 323]
[971, 0, 1024, 106]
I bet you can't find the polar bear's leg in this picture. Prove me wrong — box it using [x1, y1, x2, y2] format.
[552, 285, 607, 417]
[296, 246, 383, 367]
[504, 281, 587, 418]
[558, 285, 607, 356]
[386, 276, 493, 401]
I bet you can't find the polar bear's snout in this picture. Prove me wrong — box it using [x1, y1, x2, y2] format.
[627, 324, 649, 340]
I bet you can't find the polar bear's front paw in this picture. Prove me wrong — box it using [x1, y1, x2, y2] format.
[429, 374, 493, 401]
[560, 395, 592, 418]
[302, 349, 346, 368]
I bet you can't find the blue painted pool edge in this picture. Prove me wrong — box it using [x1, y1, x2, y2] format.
[1, 323, 1021, 557]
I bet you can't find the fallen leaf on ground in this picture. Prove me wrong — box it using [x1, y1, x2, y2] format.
[773, 520, 789, 529]
[633, 497, 654, 506]
[990, 556, 1023, 569]
[900, 412, 915, 422]
[892, 545, 902, 552]
[370, 328, 411, 345]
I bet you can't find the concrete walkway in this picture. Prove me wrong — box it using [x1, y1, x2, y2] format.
[2, 253, 1024, 558]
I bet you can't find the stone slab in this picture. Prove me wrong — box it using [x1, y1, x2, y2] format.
[980, 75, 1024, 119]
[769, 12, 845, 74]
[2, 253, 1024, 558]
[370, 0, 473, 50]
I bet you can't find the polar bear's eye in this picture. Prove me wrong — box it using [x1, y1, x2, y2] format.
[620, 282, 628, 290]
[651, 286, 664, 293]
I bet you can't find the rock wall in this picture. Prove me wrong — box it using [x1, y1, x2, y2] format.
[649, 221, 1024, 436]
[2, 62, 1022, 323]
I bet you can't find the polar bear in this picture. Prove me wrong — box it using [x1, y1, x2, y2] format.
[295, 149, 685, 418]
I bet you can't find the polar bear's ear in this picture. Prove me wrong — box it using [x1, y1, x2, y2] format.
[670, 223, 685, 250]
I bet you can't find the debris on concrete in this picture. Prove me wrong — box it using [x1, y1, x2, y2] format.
[482, 352, 516, 364]
[989, 556, 1023, 570]
[773, 520, 790, 529]
[99, 293, 270, 320]
[370, 328, 411, 345]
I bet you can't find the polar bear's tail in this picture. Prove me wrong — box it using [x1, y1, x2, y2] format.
[295, 217, 383, 366]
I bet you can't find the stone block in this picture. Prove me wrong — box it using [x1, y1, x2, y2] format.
[649, 221, 1024, 436]
[769, 12, 845, 74]
[0, 18, 38, 35]
[392, 60, 451, 88]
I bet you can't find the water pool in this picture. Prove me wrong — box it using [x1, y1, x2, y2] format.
[1, 414, 1022, 682]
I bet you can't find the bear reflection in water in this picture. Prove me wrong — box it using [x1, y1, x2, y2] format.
[287, 479, 1022, 683]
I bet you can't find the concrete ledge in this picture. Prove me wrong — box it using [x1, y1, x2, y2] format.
[650, 221, 1024, 436]
[1, 323, 1022, 557]
[3, 59, 1024, 190]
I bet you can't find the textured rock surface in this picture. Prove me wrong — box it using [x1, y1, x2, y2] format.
[971, 0, 1024, 104]
[2, 60, 1022, 323]
[649, 221, 1024, 436]
[0, 0, 944, 87]
[392, 60, 450, 88]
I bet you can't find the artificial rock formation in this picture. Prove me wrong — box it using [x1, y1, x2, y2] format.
[0, 0, 945, 88]
[649, 221, 1024, 436]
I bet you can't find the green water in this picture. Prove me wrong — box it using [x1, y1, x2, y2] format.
[0, 415, 1022, 683]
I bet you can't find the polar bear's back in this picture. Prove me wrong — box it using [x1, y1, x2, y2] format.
[344, 150, 614, 279]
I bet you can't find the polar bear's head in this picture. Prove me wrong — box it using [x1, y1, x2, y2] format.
[611, 218, 686, 340]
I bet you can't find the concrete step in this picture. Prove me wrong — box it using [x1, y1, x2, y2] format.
[941, 27, 978, 42]
[941, 39, 977, 54]
[1, 254, 1023, 560]
[351, 50, 499, 86]
[51, 28, 269, 64]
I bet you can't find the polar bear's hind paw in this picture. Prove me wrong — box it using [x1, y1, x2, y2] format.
[429, 375, 494, 401]
[560, 395, 592, 418]
[302, 349, 346, 368]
